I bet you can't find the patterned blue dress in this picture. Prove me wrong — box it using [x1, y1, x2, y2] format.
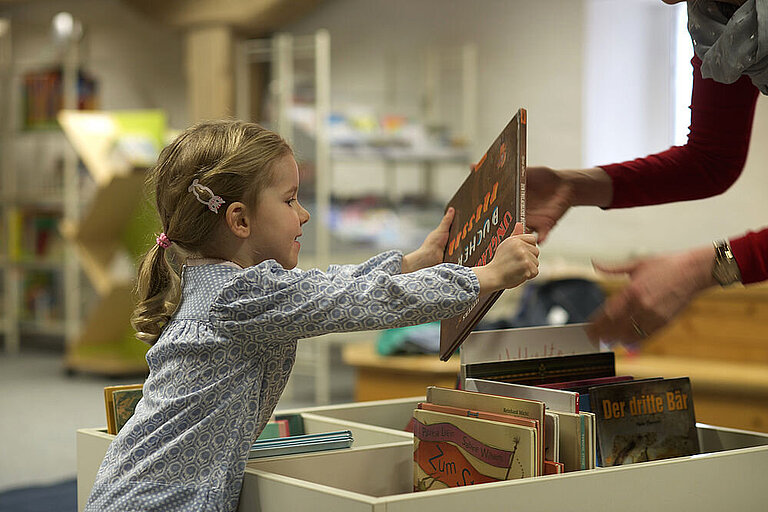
[84, 251, 479, 511]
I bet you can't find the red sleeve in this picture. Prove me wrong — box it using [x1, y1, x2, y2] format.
[602, 56, 768, 284]
[730, 229, 768, 285]
[602, 55, 758, 208]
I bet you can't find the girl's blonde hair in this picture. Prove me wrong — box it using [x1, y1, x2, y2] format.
[131, 120, 292, 345]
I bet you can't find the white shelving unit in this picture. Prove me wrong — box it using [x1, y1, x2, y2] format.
[234, 31, 478, 405]
[0, 16, 86, 354]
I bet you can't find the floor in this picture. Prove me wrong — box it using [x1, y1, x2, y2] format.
[0, 343, 356, 494]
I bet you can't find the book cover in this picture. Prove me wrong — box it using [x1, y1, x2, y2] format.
[459, 323, 599, 366]
[425, 386, 546, 474]
[413, 408, 536, 491]
[103, 383, 143, 435]
[463, 351, 615, 387]
[417, 401, 542, 476]
[464, 378, 579, 414]
[112, 387, 143, 434]
[439, 109, 527, 361]
[589, 377, 699, 466]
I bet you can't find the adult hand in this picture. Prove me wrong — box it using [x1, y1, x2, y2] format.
[586, 247, 717, 344]
[526, 166, 575, 243]
[401, 207, 455, 273]
[473, 222, 539, 292]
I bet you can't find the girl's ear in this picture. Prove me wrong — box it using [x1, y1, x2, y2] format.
[225, 201, 251, 239]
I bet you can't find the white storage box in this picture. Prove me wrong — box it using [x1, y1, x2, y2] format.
[77, 398, 768, 512]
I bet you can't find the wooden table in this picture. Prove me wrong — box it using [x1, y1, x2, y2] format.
[342, 342, 459, 402]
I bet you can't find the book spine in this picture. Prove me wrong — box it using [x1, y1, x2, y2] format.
[518, 108, 527, 229]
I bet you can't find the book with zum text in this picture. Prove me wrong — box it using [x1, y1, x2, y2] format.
[412, 408, 536, 491]
[439, 108, 526, 360]
[417, 401, 543, 476]
[589, 377, 699, 466]
[426, 386, 546, 473]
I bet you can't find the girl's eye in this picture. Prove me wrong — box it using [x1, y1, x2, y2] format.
[287, 198, 297, 206]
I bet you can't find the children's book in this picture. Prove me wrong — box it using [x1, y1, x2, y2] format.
[417, 401, 542, 476]
[412, 408, 536, 491]
[256, 419, 291, 440]
[464, 378, 579, 414]
[112, 387, 143, 434]
[426, 386, 546, 473]
[439, 109, 527, 361]
[459, 323, 599, 366]
[589, 377, 699, 466]
[463, 351, 615, 387]
[103, 383, 143, 435]
[248, 430, 353, 459]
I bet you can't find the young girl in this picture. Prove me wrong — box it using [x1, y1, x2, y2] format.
[85, 119, 539, 511]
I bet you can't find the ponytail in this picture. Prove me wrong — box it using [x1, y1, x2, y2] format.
[131, 242, 181, 345]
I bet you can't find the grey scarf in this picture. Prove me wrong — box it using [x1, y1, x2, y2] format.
[688, 0, 768, 94]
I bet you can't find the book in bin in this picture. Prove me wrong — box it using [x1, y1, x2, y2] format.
[590, 377, 699, 466]
[439, 109, 527, 361]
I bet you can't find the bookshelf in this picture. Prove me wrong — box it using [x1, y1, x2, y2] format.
[0, 17, 87, 353]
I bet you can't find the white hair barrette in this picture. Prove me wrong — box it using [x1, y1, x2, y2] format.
[188, 179, 225, 213]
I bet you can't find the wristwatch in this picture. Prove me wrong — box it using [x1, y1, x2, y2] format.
[711, 239, 742, 286]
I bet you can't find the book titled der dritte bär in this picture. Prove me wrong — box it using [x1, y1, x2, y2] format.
[589, 377, 699, 466]
[440, 109, 526, 361]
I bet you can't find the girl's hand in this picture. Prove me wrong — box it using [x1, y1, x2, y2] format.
[585, 247, 716, 344]
[473, 222, 539, 292]
[402, 207, 455, 273]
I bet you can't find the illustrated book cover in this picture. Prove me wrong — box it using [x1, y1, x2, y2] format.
[112, 387, 143, 434]
[412, 408, 536, 491]
[439, 108, 527, 361]
[589, 377, 699, 466]
[425, 386, 546, 472]
[103, 383, 143, 435]
[417, 401, 542, 476]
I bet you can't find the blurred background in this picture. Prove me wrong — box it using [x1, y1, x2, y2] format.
[1, 0, 767, 508]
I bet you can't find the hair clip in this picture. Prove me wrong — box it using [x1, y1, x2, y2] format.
[188, 179, 225, 213]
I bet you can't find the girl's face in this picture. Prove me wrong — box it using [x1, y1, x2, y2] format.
[248, 154, 310, 269]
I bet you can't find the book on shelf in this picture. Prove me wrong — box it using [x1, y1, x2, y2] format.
[458, 323, 599, 367]
[417, 401, 543, 476]
[103, 383, 143, 435]
[256, 419, 291, 440]
[112, 387, 143, 434]
[412, 408, 536, 491]
[464, 377, 580, 414]
[273, 412, 305, 436]
[425, 386, 546, 475]
[248, 430, 353, 459]
[439, 108, 527, 361]
[462, 351, 616, 387]
[589, 376, 699, 466]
